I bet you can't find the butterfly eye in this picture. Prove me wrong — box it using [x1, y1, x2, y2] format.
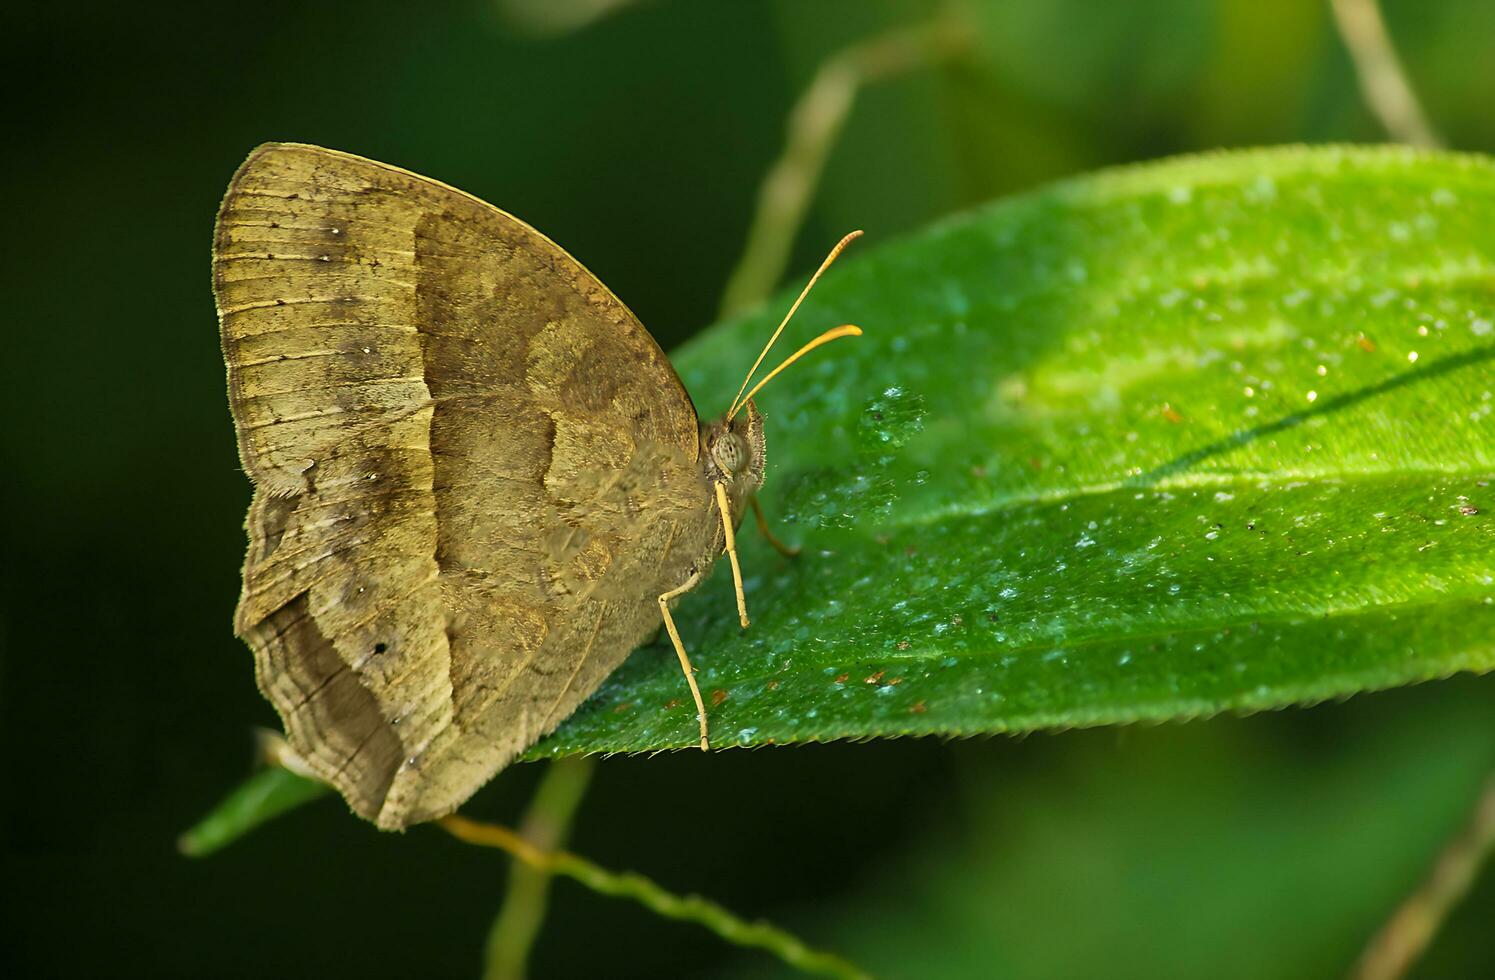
[712, 433, 745, 475]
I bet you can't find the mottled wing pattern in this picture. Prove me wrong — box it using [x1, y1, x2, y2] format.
[214, 143, 715, 828]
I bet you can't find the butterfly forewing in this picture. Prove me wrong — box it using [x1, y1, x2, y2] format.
[214, 143, 714, 828]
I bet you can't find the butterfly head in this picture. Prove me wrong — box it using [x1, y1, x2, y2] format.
[704, 399, 765, 498]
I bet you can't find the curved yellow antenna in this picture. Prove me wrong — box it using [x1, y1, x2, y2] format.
[727, 324, 862, 420]
[728, 230, 863, 419]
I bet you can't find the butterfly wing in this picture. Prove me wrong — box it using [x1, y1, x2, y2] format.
[214, 143, 715, 827]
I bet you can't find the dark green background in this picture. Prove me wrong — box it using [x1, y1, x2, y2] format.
[4, 1, 1494, 977]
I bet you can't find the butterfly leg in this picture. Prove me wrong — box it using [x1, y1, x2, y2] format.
[714, 481, 751, 629]
[659, 569, 710, 751]
[750, 496, 801, 558]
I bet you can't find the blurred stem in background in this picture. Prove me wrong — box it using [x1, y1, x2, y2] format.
[718, 8, 972, 318]
[442, 814, 870, 980]
[1328, 0, 1443, 147]
[482, 757, 596, 980]
[1355, 774, 1495, 980]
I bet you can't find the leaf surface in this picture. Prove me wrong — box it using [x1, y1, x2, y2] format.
[533, 145, 1495, 756]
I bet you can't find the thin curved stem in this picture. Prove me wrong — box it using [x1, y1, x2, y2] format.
[718, 10, 971, 317]
[440, 814, 870, 980]
[1329, 0, 1443, 148]
[1353, 772, 1495, 980]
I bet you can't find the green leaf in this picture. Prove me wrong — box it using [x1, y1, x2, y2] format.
[178, 766, 330, 857]
[531, 145, 1495, 757]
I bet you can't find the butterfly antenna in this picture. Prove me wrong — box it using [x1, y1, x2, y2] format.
[728, 324, 862, 420]
[728, 230, 863, 419]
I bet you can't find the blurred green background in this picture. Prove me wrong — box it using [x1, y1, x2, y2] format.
[5, 1, 1495, 977]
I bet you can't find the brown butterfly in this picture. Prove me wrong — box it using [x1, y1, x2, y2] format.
[213, 143, 860, 829]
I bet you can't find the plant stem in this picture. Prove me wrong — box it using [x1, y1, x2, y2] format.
[440, 814, 871, 980]
[717, 10, 971, 317]
[482, 757, 597, 980]
[1353, 772, 1495, 980]
[1328, 0, 1443, 148]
